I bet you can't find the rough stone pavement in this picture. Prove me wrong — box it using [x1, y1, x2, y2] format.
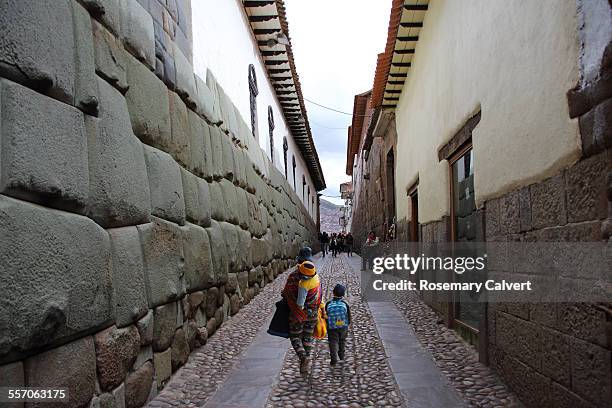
[148, 253, 520, 408]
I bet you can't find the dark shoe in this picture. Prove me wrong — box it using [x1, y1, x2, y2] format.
[338, 353, 345, 361]
[330, 360, 337, 366]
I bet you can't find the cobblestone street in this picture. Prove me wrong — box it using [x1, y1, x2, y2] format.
[142, 254, 525, 408]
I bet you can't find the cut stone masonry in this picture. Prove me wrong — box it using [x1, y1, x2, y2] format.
[0, 1, 317, 407]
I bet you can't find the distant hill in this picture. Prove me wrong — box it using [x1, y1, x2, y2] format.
[319, 199, 343, 233]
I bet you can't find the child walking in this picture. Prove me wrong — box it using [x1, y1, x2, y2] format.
[325, 284, 351, 365]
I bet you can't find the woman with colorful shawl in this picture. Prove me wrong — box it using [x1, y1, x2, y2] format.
[282, 247, 322, 375]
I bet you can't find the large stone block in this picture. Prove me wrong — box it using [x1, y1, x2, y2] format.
[531, 174, 567, 229]
[565, 153, 608, 223]
[0, 0, 75, 104]
[496, 313, 542, 371]
[173, 43, 196, 107]
[108, 227, 148, 327]
[25, 336, 97, 408]
[183, 320, 197, 350]
[170, 328, 189, 371]
[94, 325, 140, 391]
[187, 111, 205, 177]
[233, 147, 248, 188]
[236, 188, 250, 231]
[137, 218, 185, 307]
[499, 191, 520, 235]
[144, 146, 186, 225]
[71, 1, 100, 115]
[206, 221, 228, 285]
[181, 169, 210, 227]
[250, 237, 269, 267]
[238, 228, 252, 270]
[237, 272, 249, 297]
[204, 287, 219, 319]
[195, 74, 221, 124]
[205, 69, 224, 126]
[119, 0, 155, 69]
[196, 177, 212, 228]
[181, 223, 214, 292]
[93, 20, 129, 93]
[136, 310, 154, 346]
[87, 78, 151, 227]
[208, 125, 225, 180]
[152, 302, 176, 352]
[579, 96, 612, 157]
[0, 79, 89, 213]
[220, 222, 239, 272]
[168, 91, 192, 168]
[124, 53, 171, 148]
[201, 122, 216, 181]
[125, 361, 153, 408]
[539, 327, 570, 387]
[209, 181, 226, 222]
[0, 196, 112, 363]
[219, 179, 239, 225]
[153, 348, 171, 388]
[81, 0, 121, 36]
[571, 338, 611, 407]
[220, 136, 236, 181]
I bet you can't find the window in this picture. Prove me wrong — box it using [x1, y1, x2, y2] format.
[438, 111, 483, 351]
[268, 106, 275, 163]
[307, 186, 310, 211]
[248, 64, 258, 140]
[311, 195, 315, 216]
[450, 146, 475, 242]
[449, 142, 483, 346]
[292, 155, 296, 191]
[302, 175, 306, 201]
[283, 137, 288, 178]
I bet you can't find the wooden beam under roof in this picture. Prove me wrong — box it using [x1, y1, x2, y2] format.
[249, 15, 278, 22]
[404, 4, 428, 10]
[265, 60, 289, 66]
[400, 22, 423, 28]
[261, 50, 287, 56]
[254, 28, 282, 35]
[244, 0, 275, 6]
[267, 68, 291, 74]
[397, 36, 419, 41]
[394, 48, 415, 54]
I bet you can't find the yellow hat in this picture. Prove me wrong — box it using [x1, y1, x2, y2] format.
[298, 261, 316, 276]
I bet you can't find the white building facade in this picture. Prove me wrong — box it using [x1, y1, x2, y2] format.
[191, 0, 325, 220]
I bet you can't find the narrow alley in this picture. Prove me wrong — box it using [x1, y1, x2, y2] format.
[147, 253, 521, 408]
[0, 0, 610, 407]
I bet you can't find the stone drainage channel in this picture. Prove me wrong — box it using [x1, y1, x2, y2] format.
[148, 254, 521, 408]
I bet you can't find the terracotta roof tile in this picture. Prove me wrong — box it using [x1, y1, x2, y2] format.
[371, 0, 405, 108]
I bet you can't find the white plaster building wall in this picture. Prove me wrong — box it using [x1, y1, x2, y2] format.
[190, 0, 318, 218]
[394, 0, 582, 224]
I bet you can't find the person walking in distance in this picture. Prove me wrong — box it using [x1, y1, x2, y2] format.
[361, 231, 379, 271]
[345, 232, 354, 256]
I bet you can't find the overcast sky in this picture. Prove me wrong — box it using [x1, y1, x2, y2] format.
[284, 0, 391, 205]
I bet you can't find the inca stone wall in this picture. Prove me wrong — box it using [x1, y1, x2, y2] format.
[0, 1, 317, 407]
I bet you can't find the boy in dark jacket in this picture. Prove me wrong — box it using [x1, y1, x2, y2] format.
[325, 284, 351, 365]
